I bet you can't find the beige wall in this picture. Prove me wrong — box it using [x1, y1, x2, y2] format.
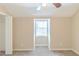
[0, 16, 72, 50]
[50, 17, 72, 50]
[0, 6, 8, 14]
[13, 17, 72, 50]
[0, 15, 5, 51]
[13, 17, 34, 50]
[72, 11, 79, 54]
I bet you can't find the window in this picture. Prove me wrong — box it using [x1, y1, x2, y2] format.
[35, 20, 48, 36]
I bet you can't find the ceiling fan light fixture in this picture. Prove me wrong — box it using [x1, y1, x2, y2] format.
[53, 3, 61, 8]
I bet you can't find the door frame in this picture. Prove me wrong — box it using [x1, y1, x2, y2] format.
[0, 12, 13, 54]
[33, 18, 51, 50]
[5, 15, 13, 54]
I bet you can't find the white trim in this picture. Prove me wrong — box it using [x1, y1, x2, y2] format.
[33, 19, 36, 49]
[50, 49, 72, 51]
[48, 18, 50, 50]
[0, 12, 12, 55]
[13, 49, 33, 51]
[0, 49, 33, 52]
[72, 49, 79, 55]
[5, 15, 13, 54]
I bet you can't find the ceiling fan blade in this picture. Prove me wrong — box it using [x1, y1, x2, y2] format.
[53, 3, 61, 8]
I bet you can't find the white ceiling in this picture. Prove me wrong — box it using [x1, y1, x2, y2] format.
[0, 3, 79, 17]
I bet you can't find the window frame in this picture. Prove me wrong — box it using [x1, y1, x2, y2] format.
[35, 20, 48, 36]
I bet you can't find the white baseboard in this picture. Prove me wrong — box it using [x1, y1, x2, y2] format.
[50, 49, 72, 51]
[0, 48, 72, 51]
[0, 49, 33, 52]
[72, 49, 79, 55]
[13, 49, 33, 51]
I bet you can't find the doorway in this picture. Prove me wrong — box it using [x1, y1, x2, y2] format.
[34, 19, 50, 49]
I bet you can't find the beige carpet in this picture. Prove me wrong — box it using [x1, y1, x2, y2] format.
[0, 46, 78, 56]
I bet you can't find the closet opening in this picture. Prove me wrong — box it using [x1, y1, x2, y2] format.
[0, 12, 12, 55]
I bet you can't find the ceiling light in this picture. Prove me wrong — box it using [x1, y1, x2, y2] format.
[42, 3, 47, 7]
[36, 6, 41, 11]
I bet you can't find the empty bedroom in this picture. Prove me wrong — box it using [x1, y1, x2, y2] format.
[0, 3, 79, 56]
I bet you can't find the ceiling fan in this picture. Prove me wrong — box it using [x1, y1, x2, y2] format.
[53, 3, 62, 8]
[37, 3, 61, 11]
